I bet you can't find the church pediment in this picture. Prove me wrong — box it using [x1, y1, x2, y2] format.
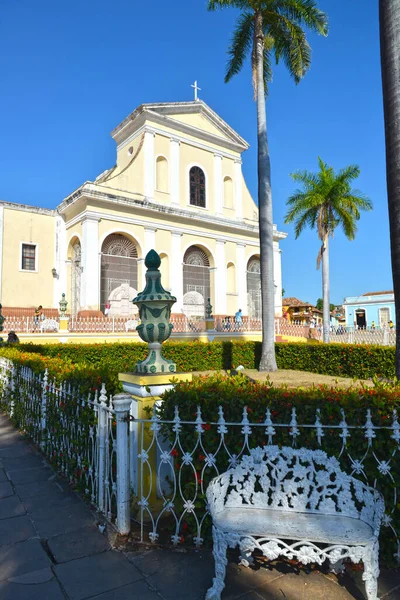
[111, 101, 249, 153]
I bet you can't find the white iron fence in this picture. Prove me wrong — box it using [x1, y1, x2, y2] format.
[0, 358, 131, 534]
[133, 404, 400, 563]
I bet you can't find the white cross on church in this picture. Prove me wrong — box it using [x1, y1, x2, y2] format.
[191, 80, 201, 101]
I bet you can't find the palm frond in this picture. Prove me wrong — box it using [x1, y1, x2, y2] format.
[225, 12, 255, 83]
[277, 0, 328, 35]
[266, 12, 312, 82]
[208, 0, 251, 11]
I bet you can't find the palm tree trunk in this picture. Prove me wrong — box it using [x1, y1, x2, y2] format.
[255, 11, 277, 372]
[380, 0, 400, 378]
[321, 237, 330, 343]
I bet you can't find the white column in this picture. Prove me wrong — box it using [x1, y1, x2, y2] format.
[214, 240, 226, 314]
[214, 153, 223, 216]
[170, 137, 180, 206]
[236, 243, 247, 315]
[0, 206, 4, 302]
[234, 158, 243, 220]
[53, 216, 67, 307]
[274, 241, 283, 318]
[171, 232, 183, 312]
[141, 227, 157, 288]
[81, 217, 100, 310]
[144, 129, 155, 199]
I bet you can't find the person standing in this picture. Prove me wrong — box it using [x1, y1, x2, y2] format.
[235, 308, 243, 330]
[34, 305, 43, 331]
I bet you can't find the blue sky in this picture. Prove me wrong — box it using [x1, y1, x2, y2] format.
[0, 0, 387, 305]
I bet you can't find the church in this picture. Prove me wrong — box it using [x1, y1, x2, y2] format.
[0, 99, 287, 319]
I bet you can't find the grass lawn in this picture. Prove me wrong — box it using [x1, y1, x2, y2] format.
[194, 368, 372, 389]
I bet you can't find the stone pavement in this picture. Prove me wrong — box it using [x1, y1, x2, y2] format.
[1, 412, 399, 600]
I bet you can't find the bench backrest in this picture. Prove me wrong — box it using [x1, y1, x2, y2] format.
[207, 446, 380, 522]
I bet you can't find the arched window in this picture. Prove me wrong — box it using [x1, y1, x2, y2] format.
[189, 166, 206, 207]
[247, 257, 261, 319]
[156, 156, 168, 192]
[227, 262, 236, 294]
[183, 246, 210, 317]
[223, 176, 234, 209]
[101, 234, 138, 316]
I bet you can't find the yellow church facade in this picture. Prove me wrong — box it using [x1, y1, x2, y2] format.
[0, 101, 286, 319]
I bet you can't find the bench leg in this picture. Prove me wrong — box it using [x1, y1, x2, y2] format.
[329, 559, 345, 574]
[206, 527, 228, 600]
[363, 541, 380, 600]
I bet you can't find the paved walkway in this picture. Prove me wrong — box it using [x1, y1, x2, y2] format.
[1, 412, 399, 600]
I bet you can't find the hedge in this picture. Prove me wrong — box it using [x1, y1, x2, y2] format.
[6, 340, 396, 380]
[158, 373, 400, 566]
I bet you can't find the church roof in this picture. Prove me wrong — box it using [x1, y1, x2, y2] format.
[110, 101, 249, 153]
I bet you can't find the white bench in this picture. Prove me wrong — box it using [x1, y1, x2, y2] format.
[206, 446, 384, 600]
[125, 319, 138, 332]
[39, 319, 59, 333]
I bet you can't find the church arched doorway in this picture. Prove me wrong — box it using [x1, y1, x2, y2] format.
[182, 246, 211, 318]
[247, 256, 261, 319]
[100, 234, 138, 316]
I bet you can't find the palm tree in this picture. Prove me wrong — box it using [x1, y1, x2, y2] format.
[284, 158, 372, 342]
[380, 0, 400, 377]
[208, 0, 328, 371]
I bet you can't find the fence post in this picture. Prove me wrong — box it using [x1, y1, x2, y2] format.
[9, 365, 16, 417]
[40, 369, 48, 447]
[383, 328, 389, 346]
[112, 317, 115, 333]
[97, 384, 108, 513]
[113, 393, 132, 535]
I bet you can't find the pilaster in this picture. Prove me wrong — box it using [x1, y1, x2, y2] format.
[171, 232, 183, 312]
[144, 129, 155, 198]
[170, 137, 180, 206]
[234, 159, 243, 219]
[0, 207, 4, 302]
[81, 216, 100, 310]
[274, 243, 283, 317]
[236, 242, 247, 316]
[214, 153, 223, 216]
[53, 216, 67, 307]
[214, 239, 226, 314]
[142, 227, 157, 287]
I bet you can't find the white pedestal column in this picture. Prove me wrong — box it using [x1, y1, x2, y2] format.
[234, 159, 243, 220]
[53, 216, 67, 307]
[170, 137, 180, 207]
[144, 130, 155, 199]
[0, 206, 4, 302]
[171, 232, 183, 312]
[215, 240, 226, 315]
[214, 153, 223, 216]
[81, 217, 100, 310]
[236, 243, 247, 316]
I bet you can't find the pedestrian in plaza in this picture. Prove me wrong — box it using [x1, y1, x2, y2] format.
[7, 331, 19, 344]
[33, 305, 43, 330]
[104, 302, 110, 317]
[371, 320, 376, 331]
[389, 320, 394, 329]
[234, 308, 243, 330]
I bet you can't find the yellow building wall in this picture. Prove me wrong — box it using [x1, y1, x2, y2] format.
[154, 134, 172, 204]
[2, 208, 55, 307]
[103, 133, 145, 195]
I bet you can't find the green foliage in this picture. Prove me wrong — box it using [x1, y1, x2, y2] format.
[159, 373, 400, 565]
[0, 340, 396, 385]
[316, 298, 335, 312]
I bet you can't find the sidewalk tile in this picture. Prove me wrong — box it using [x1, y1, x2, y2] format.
[47, 525, 110, 563]
[0, 495, 26, 520]
[0, 515, 36, 546]
[0, 469, 8, 482]
[32, 502, 95, 538]
[89, 580, 161, 600]
[6, 466, 54, 485]
[14, 479, 62, 498]
[1, 454, 47, 471]
[0, 444, 36, 459]
[54, 551, 143, 600]
[22, 487, 81, 517]
[0, 481, 13, 499]
[0, 539, 51, 582]
[0, 578, 65, 600]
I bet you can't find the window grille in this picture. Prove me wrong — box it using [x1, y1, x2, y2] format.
[247, 257, 261, 319]
[21, 244, 36, 271]
[189, 167, 206, 207]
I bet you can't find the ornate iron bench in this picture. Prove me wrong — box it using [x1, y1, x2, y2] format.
[125, 319, 138, 332]
[206, 446, 384, 600]
[39, 318, 59, 333]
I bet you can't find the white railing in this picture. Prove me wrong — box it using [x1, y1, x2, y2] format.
[0, 358, 132, 534]
[134, 404, 400, 562]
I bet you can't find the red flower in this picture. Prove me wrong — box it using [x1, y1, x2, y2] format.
[202, 423, 211, 431]
[199, 454, 205, 461]
[170, 448, 178, 457]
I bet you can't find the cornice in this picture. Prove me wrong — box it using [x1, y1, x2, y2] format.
[0, 200, 56, 216]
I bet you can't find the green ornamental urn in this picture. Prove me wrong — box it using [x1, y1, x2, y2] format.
[133, 250, 177, 374]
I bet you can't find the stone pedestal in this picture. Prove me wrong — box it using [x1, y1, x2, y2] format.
[118, 372, 192, 506]
[59, 317, 69, 332]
